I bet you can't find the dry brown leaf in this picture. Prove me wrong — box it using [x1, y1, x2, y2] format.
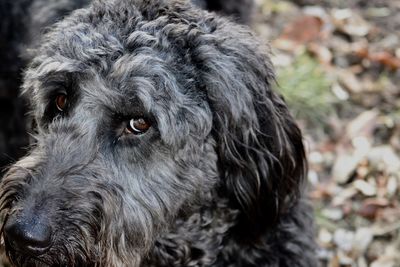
[338, 71, 363, 94]
[332, 9, 371, 37]
[274, 15, 323, 51]
[352, 44, 400, 70]
[310, 183, 336, 200]
[329, 254, 341, 267]
[308, 42, 333, 64]
[358, 203, 381, 220]
[369, 51, 400, 70]
[358, 198, 389, 220]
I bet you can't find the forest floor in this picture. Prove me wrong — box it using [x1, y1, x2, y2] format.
[253, 0, 400, 266]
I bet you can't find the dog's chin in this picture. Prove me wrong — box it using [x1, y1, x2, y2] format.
[7, 252, 58, 267]
[6, 247, 95, 267]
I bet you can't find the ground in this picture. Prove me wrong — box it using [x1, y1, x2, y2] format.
[254, 0, 400, 266]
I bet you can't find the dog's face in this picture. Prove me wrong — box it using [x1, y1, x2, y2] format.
[0, 0, 306, 266]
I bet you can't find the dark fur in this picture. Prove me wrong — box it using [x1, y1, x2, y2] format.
[0, 0, 318, 266]
[0, 0, 253, 174]
[192, 0, 254, 24]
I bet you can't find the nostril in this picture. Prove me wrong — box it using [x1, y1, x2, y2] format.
[4, 215, 52, 255]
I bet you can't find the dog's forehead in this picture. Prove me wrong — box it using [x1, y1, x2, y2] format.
[22, 0, 215, 142]
[31, 35, 192, 112]
[28, 7, 194, 97]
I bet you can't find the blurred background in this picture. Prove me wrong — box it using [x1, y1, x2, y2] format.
[1, 0, 399, 266]
[254, 0, 400, 266]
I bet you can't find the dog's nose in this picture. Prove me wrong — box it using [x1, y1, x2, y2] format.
[4, 214, 52, 255]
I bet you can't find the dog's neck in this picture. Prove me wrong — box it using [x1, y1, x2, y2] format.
[143, 195, 317, 267]
[142, 193, 240, 266]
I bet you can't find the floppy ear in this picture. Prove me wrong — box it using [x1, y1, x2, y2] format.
[192, 19, 307, 240]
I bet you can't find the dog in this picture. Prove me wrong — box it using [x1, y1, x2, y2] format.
[0, 0, 318, 266]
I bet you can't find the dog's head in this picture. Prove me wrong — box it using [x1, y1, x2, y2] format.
[0, 0, 306, 266]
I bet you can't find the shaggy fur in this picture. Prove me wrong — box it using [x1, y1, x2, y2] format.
[0, 0, 252, 174]
[0, 0, 318, 266]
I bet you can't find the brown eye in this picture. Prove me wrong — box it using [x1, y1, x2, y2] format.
[126, 118, 151, 135]
[55, 94, 68, 112]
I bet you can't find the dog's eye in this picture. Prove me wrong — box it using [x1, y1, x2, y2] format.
[55, 94, 68, 112]
[125, 118, 151, 135]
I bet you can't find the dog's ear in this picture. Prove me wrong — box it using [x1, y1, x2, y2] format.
[192, 20, 307, 240]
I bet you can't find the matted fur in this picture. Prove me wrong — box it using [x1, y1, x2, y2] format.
[0, 0, 318, 266]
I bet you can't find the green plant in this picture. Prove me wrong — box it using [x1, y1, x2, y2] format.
[276, 53, 335, 128]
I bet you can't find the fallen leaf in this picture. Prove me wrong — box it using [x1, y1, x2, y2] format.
[332, 153, 360, 183]
[332, 9, 371, 37]
[358, 204, 379, 220]
[358, 198, 389, 220]
[322, 208, 344, 221]
[338, 70, 363, 94]
[318, 228, 333, 246]
[354, 180, 377, 196]
[386, 175, 398, 197]
[367, 146, 400, 174]
[332, 186, 358, 206]
[369, 51, 400, 70]
[331, 83, 349, 101]
[274, 15, 323, 51]
[352, 44, 400, 70]
[346, 110, 380, 140]
[308, 42, 333, 64]
[333, 229, 354, 252]
[370, 246, 400, 267]
[352, 228, 373, 255]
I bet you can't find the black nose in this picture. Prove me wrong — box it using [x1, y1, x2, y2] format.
[4, 214, 52, 255]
